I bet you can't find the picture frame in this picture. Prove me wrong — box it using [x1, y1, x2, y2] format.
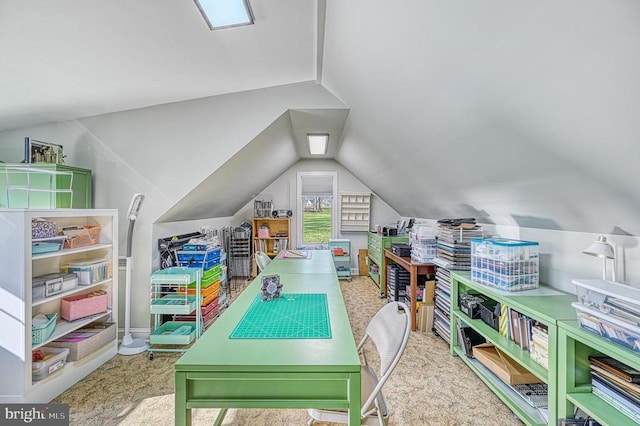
[24, 137, 64, 164]
[260, 274, 282, 301]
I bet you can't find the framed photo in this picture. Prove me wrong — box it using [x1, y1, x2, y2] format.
[260, 274, 282, 301]
[24, 137, 64, 164]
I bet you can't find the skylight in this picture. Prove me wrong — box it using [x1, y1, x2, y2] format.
[307, 134, 329, 155]
[194, 0, 254, 30]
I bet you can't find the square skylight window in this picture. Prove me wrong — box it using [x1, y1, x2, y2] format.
[194, 0, 254, 30]
[307, 134, 329, 155]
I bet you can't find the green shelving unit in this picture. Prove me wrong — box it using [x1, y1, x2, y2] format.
[557, 320, 640, 426]
[367, 231, 407, 294]
[450, 271, 577, 426]
[0, 163, 92, 208]
[329, 238, 351, 281]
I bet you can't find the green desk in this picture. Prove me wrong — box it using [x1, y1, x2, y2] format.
[174, 254, 362, 426]
[258, 249, 337, 274]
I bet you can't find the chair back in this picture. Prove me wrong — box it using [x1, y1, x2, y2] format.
[255, 251, 272, 272]
[359, 301, 410, 418]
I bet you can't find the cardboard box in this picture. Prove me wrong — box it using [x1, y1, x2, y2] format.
[417, 304, 434, 334]
[472, 343, 542, 385]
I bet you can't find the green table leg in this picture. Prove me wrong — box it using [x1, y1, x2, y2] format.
[175, 372, 191, 426]
[348, 371, 362, 426]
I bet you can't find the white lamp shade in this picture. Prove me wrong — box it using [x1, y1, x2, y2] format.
[582, 236, 615, 259]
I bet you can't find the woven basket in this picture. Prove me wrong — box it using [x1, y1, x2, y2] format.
[63, 226, 101, 249]
[32, 313, 57, 345]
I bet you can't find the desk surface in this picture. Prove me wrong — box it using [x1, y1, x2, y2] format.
[257, 249, 337, 274]
[175, 271, 358, 370]
[174, 251, 361, 426]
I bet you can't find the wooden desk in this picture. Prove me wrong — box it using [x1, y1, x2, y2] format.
[383, 248, 435, 331]
[174, 251, 361, 426]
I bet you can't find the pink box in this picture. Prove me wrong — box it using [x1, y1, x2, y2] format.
[258, 228, 270, 238]
[60, 292, 108, 321]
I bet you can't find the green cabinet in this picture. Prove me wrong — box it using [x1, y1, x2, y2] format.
[450, 271, 577, 426]
[367, 231, 408, 294]
[0, 164, 92, 208]
[557, 320, 640, 425]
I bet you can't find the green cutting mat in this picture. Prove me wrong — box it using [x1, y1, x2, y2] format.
[230, 293, 331, 339]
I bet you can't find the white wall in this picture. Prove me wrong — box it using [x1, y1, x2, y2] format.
[0, 81, 346, 337]
[235, 158, 401, 274]
[412, 218, 640, 294]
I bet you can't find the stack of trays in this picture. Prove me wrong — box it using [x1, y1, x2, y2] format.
[572, 279, 640, 353]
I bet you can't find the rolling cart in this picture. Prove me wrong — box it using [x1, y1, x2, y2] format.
[148, 267, 202, 360]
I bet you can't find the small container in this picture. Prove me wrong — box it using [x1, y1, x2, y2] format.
[32, 347, 69, 381]
[64, 259, 112, 285]
[60, 291, 108, 321]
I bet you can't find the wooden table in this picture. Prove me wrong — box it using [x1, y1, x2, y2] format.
[174, 250, 362, 426]
[383, 248, 435, 331]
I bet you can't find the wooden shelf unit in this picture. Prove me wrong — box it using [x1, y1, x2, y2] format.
[252, 217, 290, 276]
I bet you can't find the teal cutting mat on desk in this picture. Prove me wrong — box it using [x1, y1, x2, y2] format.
[230, 293, 331, 339]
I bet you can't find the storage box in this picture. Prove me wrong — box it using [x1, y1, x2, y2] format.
[32, 347, 69, 381]
[258, 228, 270, 238]
[60, 291, 108, 321]
[572, 279, 640, 353]
[471, 238, 539, 291]
[47, 322, 116, 361]
[32, 272, 78, 301]
[32, 237, 65, 255]
[62, 225, 101, 249]
[150, 294, 198, 315]
[177, 248, 221, 269]
[479, 299, 500, 331]
[64, 259, 112, 285]
[32, 218, 57, 239]
[472, 343, 542, 385]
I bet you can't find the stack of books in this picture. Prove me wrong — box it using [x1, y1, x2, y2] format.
[431, 220, 483, 343]
[589, 356, 640, 423]
[529, 322, 549, 368]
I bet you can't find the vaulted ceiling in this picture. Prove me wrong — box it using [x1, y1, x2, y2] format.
[2, 1, 640, 236]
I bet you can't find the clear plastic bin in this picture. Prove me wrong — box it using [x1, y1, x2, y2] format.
[471, 238, 539, 291]
[64, 259, 112, 285]
[32, 347, 69, 381]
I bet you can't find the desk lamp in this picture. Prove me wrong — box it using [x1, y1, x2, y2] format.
[582, 236, 616, 282]
[119, 193, 148, 355]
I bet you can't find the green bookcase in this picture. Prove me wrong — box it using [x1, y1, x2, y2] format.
[557, 320, 640, 426]
[450, 271, 577, 426]
[0, 163, 92, 209]
[367, 231, 408, 294]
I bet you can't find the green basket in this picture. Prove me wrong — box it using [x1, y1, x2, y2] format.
[32, 313, 57, 345]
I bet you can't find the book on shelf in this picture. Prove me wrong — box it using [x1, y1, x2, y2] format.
[592, 371, 640, 403]
[590, 364, 640, 398]
[589, 356, 640, 384]
[592, 386, 640, 424]
[591, 375, 640, 422]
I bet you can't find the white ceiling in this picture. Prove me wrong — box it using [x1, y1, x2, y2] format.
[0, 0, 318, 132]
[2, 1, 640, 236]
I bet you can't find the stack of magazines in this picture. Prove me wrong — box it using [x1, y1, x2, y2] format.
[589, 356, 640, 423]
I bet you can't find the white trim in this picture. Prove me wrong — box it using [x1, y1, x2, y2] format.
[296, 171, 338, 247]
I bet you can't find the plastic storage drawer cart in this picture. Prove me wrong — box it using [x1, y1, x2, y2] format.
[471, 238, 539, 291]
[148, 267, 203, 360]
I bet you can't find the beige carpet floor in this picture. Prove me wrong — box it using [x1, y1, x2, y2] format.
[52, 275, 524, 425]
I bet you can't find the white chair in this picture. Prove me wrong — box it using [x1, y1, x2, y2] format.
[307, 301, 411, 426]
[255, 251, 272, 273]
